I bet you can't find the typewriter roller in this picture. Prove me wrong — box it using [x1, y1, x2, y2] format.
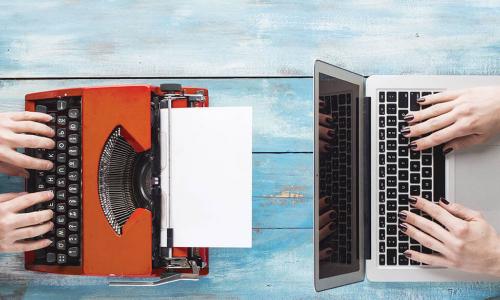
[24, 84, 209, 280]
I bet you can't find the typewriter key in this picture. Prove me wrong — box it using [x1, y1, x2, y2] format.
[56, 178, 66, 188]
[57, 254, 67, 264]
[56, 227, 66, 238]
[68, 146, 79, 156]
[57, 128, 66, 138]
[56, 141, 67, 151]
[56, 165, 66, 175]
[56, 190, 66, 201]
[68, 209, 79, 219]
[68, 121, 79, 131]
[46, 252, 56, 263]
[56, 203, 66, 213]
[56, 116, 67, 126]
[68, 247, 79, 257]
[68, 109, 79, 119]
[68, 184, 79, 194]
[56, 215, 66, 225]
[68, 221, 78, 232]
[68, 134, 79, 144]
[56, 153, 67, 163]
[68, 159, 79, 169]
[56, 100, 67, 111]
[56, 240, 66, 251]
[68, 234, 78, 244]
[68, 171, 79, 181]
[68, 196, 79, 206]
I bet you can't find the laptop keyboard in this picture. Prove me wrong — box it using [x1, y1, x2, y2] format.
[319, 93, 353, 265]
[377, 91, 445, 266]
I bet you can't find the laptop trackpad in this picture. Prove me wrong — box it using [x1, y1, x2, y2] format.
[447, 135, 500, 230]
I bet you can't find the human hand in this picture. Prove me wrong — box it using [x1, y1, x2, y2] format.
[0, 112, 55, 174]
[0, 191, 54, 253]
[318, 113, 335, 153]
[402, 86, 500, 152]
[399, 196, 500, 277]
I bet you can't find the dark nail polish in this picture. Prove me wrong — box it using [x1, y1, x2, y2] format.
[326, 117, 334, 124]
[409, 142, 418, 150]
[398, 223, 408, 232]
[409, 196, 417, 206]
[404, 251, 411, 258]
[443, 148, 453, 155]
[401, 126, 411, 136]
[404, 114, 414, 122]
[439, 197, 449, 205]
[327, 129, 335, 137]
[398, 211, 407, 221]
[329, 211, 337, 220]
[417, 97, 425, 103]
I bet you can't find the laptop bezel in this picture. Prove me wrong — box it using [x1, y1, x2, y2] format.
[313, 60, 366, 291]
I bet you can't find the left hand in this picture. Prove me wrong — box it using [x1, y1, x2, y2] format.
[399, 196, 500, 277]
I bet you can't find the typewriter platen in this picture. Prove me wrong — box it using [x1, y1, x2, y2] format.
[24, 84, 209, 283]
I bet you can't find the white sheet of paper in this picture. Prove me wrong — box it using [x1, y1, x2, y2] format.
[160, 107, 252, 248]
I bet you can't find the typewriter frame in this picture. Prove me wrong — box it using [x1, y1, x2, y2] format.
[25, 84, 209, 279]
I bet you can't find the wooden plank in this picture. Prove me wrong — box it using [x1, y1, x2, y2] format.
[1, 1, 499, 77]
[0, 153, 312, 229]
[0, 78, 313, 152]
[0, 229, 498, 299]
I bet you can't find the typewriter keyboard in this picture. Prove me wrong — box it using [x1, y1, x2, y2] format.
[27, 98, 82, 266]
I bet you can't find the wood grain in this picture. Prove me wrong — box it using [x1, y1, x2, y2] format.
[0, 1, 499, 77]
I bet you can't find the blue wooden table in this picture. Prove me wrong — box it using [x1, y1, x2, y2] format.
[0, 1, 499, 299]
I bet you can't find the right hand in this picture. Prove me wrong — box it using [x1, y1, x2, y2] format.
[0, 191, 54, 252]
[0, 111, 55, 176]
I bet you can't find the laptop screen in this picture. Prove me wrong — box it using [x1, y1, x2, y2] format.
[317, 72, 360, 279]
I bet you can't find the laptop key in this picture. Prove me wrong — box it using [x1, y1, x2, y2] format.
[387, 92, 397, 102]
[398, 255, 409, 265]
[387, 249, 397, 265]
[410, 92, 420, 111]
[387, 237, 397, 247]
[379, 255, 386, 265]
[398, 92, 408, 108]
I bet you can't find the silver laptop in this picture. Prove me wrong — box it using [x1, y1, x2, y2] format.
[313, 60, 500, 291]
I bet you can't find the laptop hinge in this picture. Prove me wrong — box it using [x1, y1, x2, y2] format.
[363, 96, 371, 260]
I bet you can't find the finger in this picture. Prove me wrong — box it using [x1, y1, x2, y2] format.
[443, 134, 484, 153]
[400, 222, 450, 255]
[403, 250, 452, 267]
[0, 162, 29, 178]
[10, 209, 54, 229]
[319, 222, 335, 241]
[409, 196, 467, 236]
[8, 222, 54, 241]
[7, 111, 53, 122]
[8, 134, 55, 149]
[417, 90, 464, 106]
[404, 112, 455, 138]
[5, 191, 54, 212]
[319, 126, 335, 141]
[319, 140, 332, 153]
[6, 239, 52, 253]
[400, 210, 456, 245]
[438, 198, 482, 221]
[410, 123, 468, 151]
[0, 192, 26, 203]
[319, 114, 334, 127]
[319, 247, 333, 260]
[319, 209, 337, 228]
[10, 121, 55, 137]
[0, 149, 53, 170]
[319, 196, 332, 210]
[406, 102, 453, 125]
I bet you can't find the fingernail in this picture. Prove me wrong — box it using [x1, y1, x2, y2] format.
[439, 197, 449, 205]
[417, 97, 426, 103]
[324, 196, 332, 204]
[399, 223, 408, 232]
[404, 251, 412, 258]
[325, 249, 333, 255]
[409, 142, 418, 150]
[401, 126, 411, 136]
[398, 211, 407, 221]
[443, 148, 453, 155]
[46, 190, 54, 196]
[326, 117, 334, 124]
[404, 114, 414, 122]
[409, 196, 418, 206]
[327, 129, 335, 137]
[329, 211, 337, 220]
[329, 223, 335, 231]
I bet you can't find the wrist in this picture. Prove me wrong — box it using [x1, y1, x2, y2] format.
[489, 236, 500, 277]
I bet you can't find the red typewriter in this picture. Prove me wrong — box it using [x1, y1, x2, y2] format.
[24, 84, 209, 285]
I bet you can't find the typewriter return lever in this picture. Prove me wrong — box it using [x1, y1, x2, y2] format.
[108, 259, 201, 286]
